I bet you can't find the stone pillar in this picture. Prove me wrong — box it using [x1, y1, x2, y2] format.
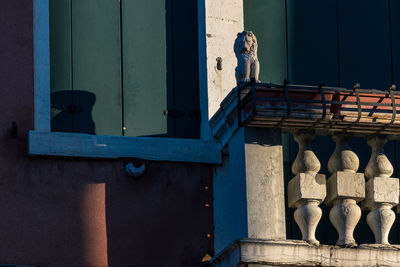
[362, 136, 399, 245]
[325, 134, 365, 246]
[288, 131, 326, 246]
[213, 127, 286, 252]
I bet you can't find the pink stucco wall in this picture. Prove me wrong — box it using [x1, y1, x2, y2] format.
[0, 1, 214, 266]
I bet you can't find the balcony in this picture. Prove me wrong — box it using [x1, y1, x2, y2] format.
[210, 83, 400, 266]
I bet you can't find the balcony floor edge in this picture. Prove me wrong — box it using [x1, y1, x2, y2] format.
[211, 238, 400, 267]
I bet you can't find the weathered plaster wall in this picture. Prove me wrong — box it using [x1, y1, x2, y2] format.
[204, 0, 244, 119]
[0, 1, 213, 266]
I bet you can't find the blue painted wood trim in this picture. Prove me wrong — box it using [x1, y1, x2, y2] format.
[28, 131, 222, 164]
[33, 0, 51, 131]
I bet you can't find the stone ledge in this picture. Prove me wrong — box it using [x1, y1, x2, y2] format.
[210, 239, 400, 267]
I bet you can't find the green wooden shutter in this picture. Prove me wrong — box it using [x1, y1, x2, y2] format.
[122, 0, 168, 137]
[51, 0, 122, 136]
[50, 0, 200, 138]
[72, 0, 122, 136]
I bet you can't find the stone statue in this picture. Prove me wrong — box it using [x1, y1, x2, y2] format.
[234, 31, 260, 84]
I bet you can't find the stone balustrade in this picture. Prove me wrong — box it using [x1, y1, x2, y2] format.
[287, 132, 326, 246]
[288, 131, 400, 246]
[210, 82, 400, 266]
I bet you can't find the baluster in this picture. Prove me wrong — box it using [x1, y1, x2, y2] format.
[362, 136, 399, 245]
[325, 134, 365, 246]
[288, 131, 326, 245]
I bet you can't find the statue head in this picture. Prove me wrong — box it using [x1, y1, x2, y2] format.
[234, 31, 258, 57]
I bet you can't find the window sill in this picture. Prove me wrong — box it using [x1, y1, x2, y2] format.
[28, 131, 222, 164]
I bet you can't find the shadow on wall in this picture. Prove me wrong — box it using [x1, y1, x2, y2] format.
[51, 90, 96, 134]
[105, 162, 214, 267]
[0, 158, 214, 266]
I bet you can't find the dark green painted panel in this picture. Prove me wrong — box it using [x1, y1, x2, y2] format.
[170, 0, 200, 139]
[287, 0, 338, 86]
[50, 0, 73, 132]
[391, 0, 400, 85]
[244, 0, 287, 83]
[122, 0, 167, 137]
[337, 0, 394, 176]
[72, 0, 122, 135]
[338, 0, 392, 89]
[338, 0, 396, 245]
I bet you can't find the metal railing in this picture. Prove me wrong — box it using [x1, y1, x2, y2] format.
[238, 82, 400, 136]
